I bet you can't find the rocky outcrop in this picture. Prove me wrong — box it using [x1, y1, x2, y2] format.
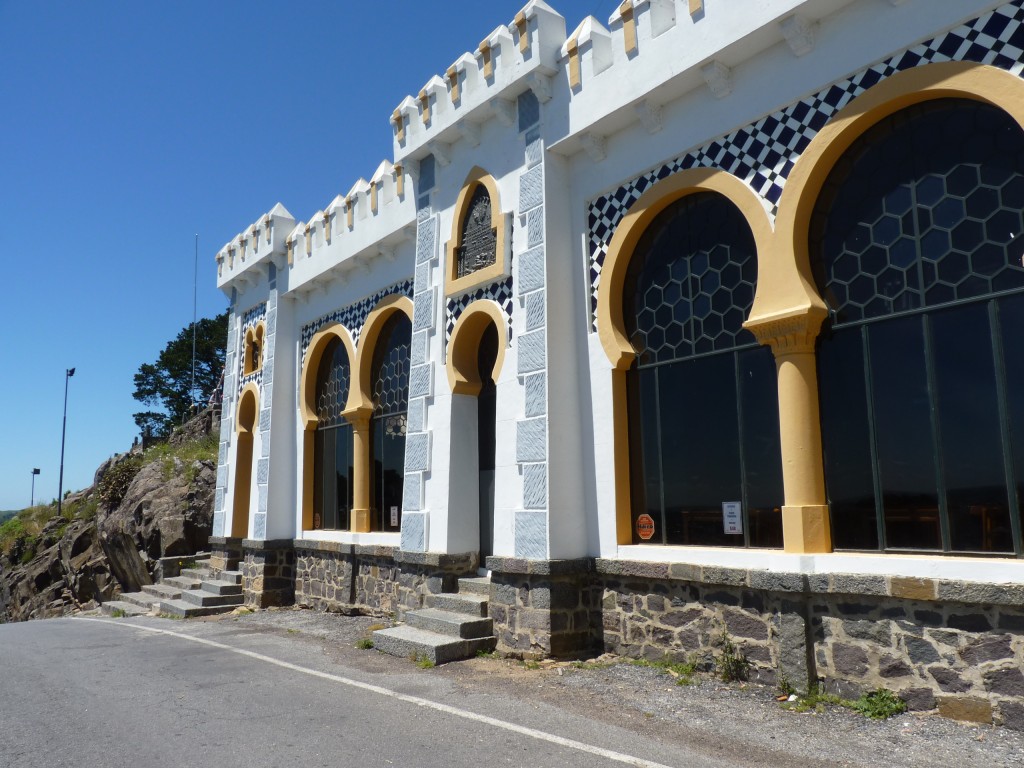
[0, 408, 219, 623]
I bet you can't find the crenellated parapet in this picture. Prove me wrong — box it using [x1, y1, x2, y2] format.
[391, 0, 566, 164]
[216, 202, 294, 292]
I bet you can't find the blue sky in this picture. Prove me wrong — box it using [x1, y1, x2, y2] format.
[0, 0, 603, 509]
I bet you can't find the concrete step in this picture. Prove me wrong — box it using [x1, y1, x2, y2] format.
[425, 592, 489, 617]
[200, 580, 243, 596]
[458, 577, 490, 597]
[405, 607, 493, 639]
[101, 600, 150, 617]
[157, 598, 240, 619]
[180, 589, 244, 608]
[181, 567, 215, 581]
[142, 583, 183, 600]
[371, 625, 496, 665]
[164, 576, 201, 591]
[217, 570, 243, 585]
[118, 591, 161, 610]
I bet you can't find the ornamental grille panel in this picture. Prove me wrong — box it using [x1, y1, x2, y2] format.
[814, 99, 1024, 326]
[457, 185, 497, 278]
[625, 192, 757, 366]
[315, 338, 351, 429]
[372, 315, 411, 420]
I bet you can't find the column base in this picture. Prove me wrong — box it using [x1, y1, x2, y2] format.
[782, 505, 832, 554]
[352, 508, 372, 533]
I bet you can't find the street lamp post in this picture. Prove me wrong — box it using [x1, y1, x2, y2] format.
[57, 368, 75, 517]
[30, 468, 40, 508]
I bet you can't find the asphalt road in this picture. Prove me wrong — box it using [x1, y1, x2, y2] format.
[0, 617, 698, 768]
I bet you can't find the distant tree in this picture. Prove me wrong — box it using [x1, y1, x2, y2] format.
[132, 311, 228, 438]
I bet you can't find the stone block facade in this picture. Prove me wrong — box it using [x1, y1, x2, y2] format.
[208, 536, 242, 573]
[240, 539, 295, 608]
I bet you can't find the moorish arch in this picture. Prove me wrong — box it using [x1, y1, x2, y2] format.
[231, 383, 260, 539]
[596, 168, 783, 549]
[771, 62, 1024, 556]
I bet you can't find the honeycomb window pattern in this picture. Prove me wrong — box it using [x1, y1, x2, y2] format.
[624, 192, 758, 367]
[315, 338, 351, 429]
[372, 314, 412, 418]
[813, 99, 1024, 327]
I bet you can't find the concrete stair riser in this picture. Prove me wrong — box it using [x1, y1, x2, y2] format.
[405, 608, 493, 639]
[180, 589, 244, 608]
[142, 584, 183, 600]
[164, 576, 201, 591]
[217, 570, 243, 585]
[200, 580, 243, 596]
[372, 625, 497, 665]
[180, 568, 215, 581]
[425, 593, 489, 617]
[157, 598, 239, 619]
[101, 600, 150, 617]
[118, 592, 160, 610]
[457, 577, 491, 597]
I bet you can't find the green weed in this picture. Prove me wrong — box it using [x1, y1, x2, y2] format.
[716, 634, 750, 682]
[356, 638, 374, 650]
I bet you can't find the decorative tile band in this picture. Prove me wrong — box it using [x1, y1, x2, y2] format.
[300, 279, 414, 358]
[586, 2, 1024, 328]
[444, 275, 515, 348]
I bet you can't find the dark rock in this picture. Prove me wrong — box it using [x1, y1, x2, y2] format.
[983, 666, 1024, 697]
[948, 613, 992, 632]
[879, 654, 912, 678]
[899, 687, 936, 711]
[928, 665, 971, 693]
[961, 635, 1014, 665]
[832, 643, 869, 676]
[904, 636, 941, 665]
[999, 701, 1024, 732]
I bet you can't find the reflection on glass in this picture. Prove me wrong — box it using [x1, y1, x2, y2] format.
[738, 347, 784, 548]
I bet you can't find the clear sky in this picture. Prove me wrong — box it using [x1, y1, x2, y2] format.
[0, 0, 605, 510]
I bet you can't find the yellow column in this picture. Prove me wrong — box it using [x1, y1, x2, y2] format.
[346, 407, 373, 533]
[749, 312, 832, 553]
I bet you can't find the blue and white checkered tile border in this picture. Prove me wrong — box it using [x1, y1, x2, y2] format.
[300, 279, 414, 358]
[445, 276, 515, 348]
[587, 1, 1024, 328]
[238, 302, 267, 394]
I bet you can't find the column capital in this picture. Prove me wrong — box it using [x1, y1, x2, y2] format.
[744, 306, 827, 355]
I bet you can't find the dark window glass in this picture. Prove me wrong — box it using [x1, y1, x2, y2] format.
[1000, 293, 1024, 529]
[370, 314, 411, 532]
[313, 338, 353, 530]
[814, 99, 1024, 555]
[457, 185, 497, 279]
[624, 193, 783, 547]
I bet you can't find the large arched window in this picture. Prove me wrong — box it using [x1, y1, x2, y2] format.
[624, 192, 783, 547]
[313, 338, 354, 530]
[370, 312, 411, 532]
[813, 98, 1024, 554]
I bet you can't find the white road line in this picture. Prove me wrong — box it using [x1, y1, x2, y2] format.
[78, 617, 676, 768]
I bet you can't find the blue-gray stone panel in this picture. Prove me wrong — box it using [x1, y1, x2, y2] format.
[518, 246, 545, 293]
[527, 206, 544, 247]
[411, 330, 428, 366]
[256, 458, 270, 484]
[258, 485, 268, 515]
[524, 373, 546, 417]
[259, 408, 271, 433]
[416, 217, 437, 264]
[413, 289, 434, 331]
[525, 127, 542, 169]
[415, 260, 431, 289]
[518, 91, 539, 132]
[215, 488, 225, 513]
[409, 364, 432, 399]
[516, 417, 547, 463]
[216, 465, 228, 487]
[403, 472, 423, 511]
[212, 511, 225, 537]
[517, 330, 546, 375]
[514, 511, 548, 559]
[253, 513, 267, 540]
[407, 397, 426, 434]
[525, 292, 545, 331]
[267, 308, 277, 336]
[405, 433, 431, 472]
[400, 511, 427, 552]
[519, 165, 544, 212]
[523, 463, 547, 509]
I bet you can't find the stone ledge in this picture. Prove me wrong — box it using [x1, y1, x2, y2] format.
[486, 556, 594, 576]
[293, 539, 355, 555]
[354, 544, 398, 558]
[209, 536, 243, 549]
[393, 549, 476, 569]
[241, 538, 293, 552]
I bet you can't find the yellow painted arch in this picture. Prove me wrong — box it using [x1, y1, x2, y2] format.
[445, 167, 511, 297]
[446, 300, 507, 395]
[235, 382, 260, 433]
[299, 323, 358, 430]
[354, 294, 415, 409]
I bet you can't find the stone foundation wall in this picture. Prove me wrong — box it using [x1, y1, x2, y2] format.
[294, 541, 476, 617]
[208, 536, 242, 573]
[240, 539, 294, 608]
[591, 560, 1024, 730]
[486, 557, 599, 658]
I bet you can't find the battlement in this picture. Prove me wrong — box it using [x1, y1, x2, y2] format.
[216, 203, 294, 292]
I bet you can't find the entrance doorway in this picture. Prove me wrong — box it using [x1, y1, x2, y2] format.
[477, 324, 499, 562]
[232, 386, 258, 539]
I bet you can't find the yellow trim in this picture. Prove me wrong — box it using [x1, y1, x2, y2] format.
[394, 164, 405, 198]
[298, 323, 358, 533]
[232, 383, 260, 539]
[688, 0, 703, 15]
[514, 11, 529, 53]
[446, 65, 460, 103]
[597, 168, 774, 370]
[567, 38, 580, 90]
[418, 89, 431, 126]
[479, 39, 493, 80]
[304, 223, 312, 256]
[323, 211, 332, 244]
[392, 108, 405, 143]
[446, 300, 507, 395]
[370, 181, 379, 215]
[346, 197, 354, 229]
[619, 1, 637, 56]
[445, 167, 511, 297]
[243, 321, 266, 376]
[286, 238, 294, 266]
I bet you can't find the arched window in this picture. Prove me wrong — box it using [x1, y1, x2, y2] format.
[624, 192, 783, 547]
[813, 98, 1024, 554]
[243, 323, 264, 376]
[370, 313, 411, 532]
[457, 185, 497, 278]
[313, 338, 353, 530]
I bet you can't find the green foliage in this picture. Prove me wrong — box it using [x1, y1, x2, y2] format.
[356, 638, 374, 649]
[97, 457, 143, 509]
[848, 688, 907, 720]
[413, 654, 435, 668]
[133, 311, 228, 438]
[143, 433, 217, 483]
[110, 608, 127, 619]
[716, 634, 750, 682]
[0, 504, 58, 558]
[627, 655, 699, 685]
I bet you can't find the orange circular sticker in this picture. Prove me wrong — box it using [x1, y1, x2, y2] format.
[636, 513, 656, 540]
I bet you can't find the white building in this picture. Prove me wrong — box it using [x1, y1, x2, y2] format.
[212, 0, 1024, 727]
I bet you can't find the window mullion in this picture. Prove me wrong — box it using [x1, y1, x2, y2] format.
[921, 313, 951, 551]
[989, 299, 1023, 556]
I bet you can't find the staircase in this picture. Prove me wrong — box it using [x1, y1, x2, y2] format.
[372, 576, 496, 664]
[100, 558, 245, 619]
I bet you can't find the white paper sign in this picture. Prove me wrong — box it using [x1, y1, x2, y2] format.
[390, 506, 399, 527]
[722, 501, 743, 534]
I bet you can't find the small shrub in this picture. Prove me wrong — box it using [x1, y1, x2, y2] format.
[415, 654, 435, 669]
[627, 656, 698, 685]
[356, 638, 374, 650]
[97, 457, 143, 508]
[111, 608, 127, 619]
[849, 688, 907, 720]
[476, 649, 496, 659]
[716, 634, 750, 682]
